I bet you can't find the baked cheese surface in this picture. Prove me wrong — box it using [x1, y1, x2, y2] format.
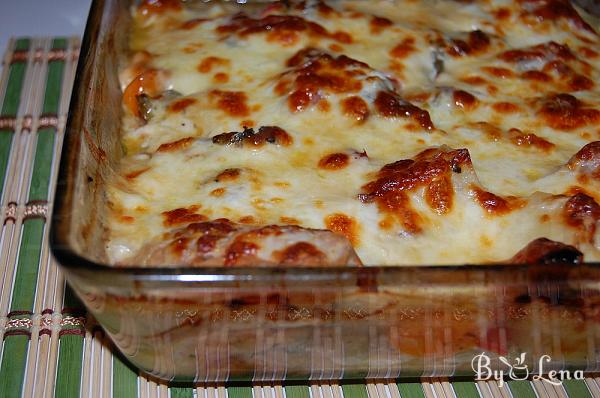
[108, 0, 600, 266]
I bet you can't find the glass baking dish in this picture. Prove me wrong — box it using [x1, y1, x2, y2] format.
[50, 0, 600, 383]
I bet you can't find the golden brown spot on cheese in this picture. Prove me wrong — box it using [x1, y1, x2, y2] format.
[453, 90, 478, 109]
[494, 7, 511, 19]
[579, 47, 598, 59]
[378, 218, 393, 230]
[521, 70, 551, 82]
[239, 216, 257, 224]
[492, 102, 521, 113]
[198, 56, 230, 73]
[137, 0, 182, 16]
[210, 90, 250, 117]
[275, 242, 327, 265]
[213, 72, 229, 83]
[360, 147, 471, 232]
[167, 97, 197, 113]
[283, 48, 368, 113]
[540, 214, 551, 222]
[500, 41, 575, 63]
[180, 18, 207, 30]
[318, 153, 350, 170]
[447, 30, 491, 57]
[157, 137, 194, 152]
[329, 44, 343, 52]
[542, 60, 573, 76]
[563, 193, 600, 241]
[461, 76, 487, 85]
[241, 120, 255, 128]
[565, 186, 590, 196]
[325, 213, 360, 245]
[481, 66, 515, 78]
[120, 215, 135, 224]
[162, 205, 207, 227]
[341, 96, 369, 123]
[183, 220, 236, 255]
[317, 99, 331, 112]
[508, 128, 555, 151]
[425, 175, 454, 214]
[569, 141, 600, 165]
[390, 37, 416, 59]
[224, 240, 259, 266]
[182, 43, 203, 53]
[568, 74, 594, 91]
[168, 237, 188, 257]
[210, 188, 226, 197]
[378, 192, 422, 233]
[568, 141, 600, 179]
[331, 31, 353, 44]
[523, 0, 596, 33]
[578, 174, 590, 184]
[472, 122, 502, 141]
[217, 14, 350, 44]
[260, 2, 285, 16]
[215, 168, 241, 182]
[289, 90, 312, 112]
[267, 29, 301, 45]
[404, 92, 431, 103]
[280, 216, 300, 224]
[539, 93, 600, 130]
[125, 168, 150, 180]
[361, 148, 470, 197]
[316, 1, 336, 15]
[370, 16, 393, 34]
[575, 34, 595, 44]
[374, 91, 434, 130]
[389, 61, 404, 77]
[472, 187, 518, 216]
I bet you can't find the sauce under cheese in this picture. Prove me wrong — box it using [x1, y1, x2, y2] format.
[108, 0, 600, 266]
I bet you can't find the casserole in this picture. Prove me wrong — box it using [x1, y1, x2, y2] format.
[51, 0, 600, 382]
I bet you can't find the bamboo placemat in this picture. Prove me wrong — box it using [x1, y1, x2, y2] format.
[0, 36, 599, 398]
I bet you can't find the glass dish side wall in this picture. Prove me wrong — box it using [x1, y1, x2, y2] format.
[62, 263, 600, 382]
[51, 0, 600, 382]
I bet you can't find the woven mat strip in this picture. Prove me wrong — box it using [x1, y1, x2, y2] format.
[16, 36, 58, 398]
[0, 36, 79, 398]
[0, 37, 38, 398]
[0, 37, 597, 398]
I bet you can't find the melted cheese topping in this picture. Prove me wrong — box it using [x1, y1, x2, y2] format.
[108, 0, 600, 265]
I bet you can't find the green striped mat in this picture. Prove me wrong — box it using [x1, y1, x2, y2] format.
[0, 36, 598, 398]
